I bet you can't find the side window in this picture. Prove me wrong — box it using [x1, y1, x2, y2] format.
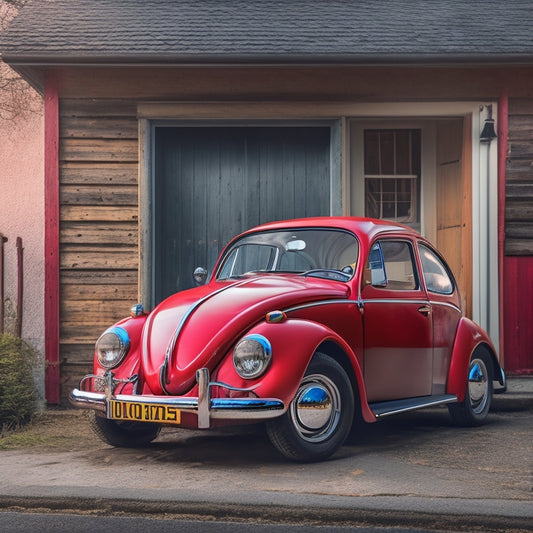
[368, 240, 418, 290]
[368, 243, 387, 286]
[418, 244, 454, 294]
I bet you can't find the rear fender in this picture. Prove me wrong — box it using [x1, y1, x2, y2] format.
[447, 318, 502, 401]
[214, 318, 376, 422]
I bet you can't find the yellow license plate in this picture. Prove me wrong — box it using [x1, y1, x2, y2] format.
[109, 400, 181, 425]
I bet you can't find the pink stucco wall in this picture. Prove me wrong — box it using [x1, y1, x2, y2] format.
[0, 96, 45, 404]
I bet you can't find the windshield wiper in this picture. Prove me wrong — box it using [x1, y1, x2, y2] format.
[299, 269, 351, 282]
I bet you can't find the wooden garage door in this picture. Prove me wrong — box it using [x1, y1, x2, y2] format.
[154, 126, 331, 301]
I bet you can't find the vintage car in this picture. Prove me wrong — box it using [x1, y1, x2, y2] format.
[70, 217, 505, 462]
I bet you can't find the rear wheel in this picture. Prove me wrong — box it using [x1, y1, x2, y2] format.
[90, 412, 161, 447]
[266, 352, 354, 462]
[448, 349, 493, 426]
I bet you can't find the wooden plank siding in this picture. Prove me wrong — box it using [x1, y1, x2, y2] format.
[59, 99, 139, 399]
[503, 256, 533, 373]
[505, 99, 533, 255]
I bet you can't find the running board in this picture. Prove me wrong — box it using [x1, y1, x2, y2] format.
[369, 394, 457, 418]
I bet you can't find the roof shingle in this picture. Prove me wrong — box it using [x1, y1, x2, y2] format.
[2, 0, 533, 65]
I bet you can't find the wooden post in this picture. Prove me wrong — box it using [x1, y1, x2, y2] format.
[44, 73, 60, 404]
[0, 233, 7, 335]
[497, 91, 508, 365]
[15, 237, 23, 338]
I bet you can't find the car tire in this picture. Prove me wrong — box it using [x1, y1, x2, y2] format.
[448, 348, 493, 427]
[266, 352, 354, 462]
[90, 412, 161, 447]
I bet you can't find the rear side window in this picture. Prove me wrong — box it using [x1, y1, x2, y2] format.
[418, 244, 454, 294]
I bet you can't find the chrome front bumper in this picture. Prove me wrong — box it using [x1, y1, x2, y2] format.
[69, 368, 286, 428]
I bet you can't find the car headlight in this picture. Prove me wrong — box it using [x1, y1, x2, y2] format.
[96, 327, 130, 369]
[233, 334, 272, 379]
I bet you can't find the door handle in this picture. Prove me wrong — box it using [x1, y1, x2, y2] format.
[418, 305, 431, 316]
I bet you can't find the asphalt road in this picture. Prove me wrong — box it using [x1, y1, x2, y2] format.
[0, 387, 532, 532]
[0, 511, 443, 533]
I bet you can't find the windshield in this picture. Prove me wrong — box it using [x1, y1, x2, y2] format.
[216, 229, 358, 281]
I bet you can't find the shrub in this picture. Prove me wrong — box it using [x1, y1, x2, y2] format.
[0, 333, 36, 430]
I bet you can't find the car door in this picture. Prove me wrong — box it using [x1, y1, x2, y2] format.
[417, 242, 462, 395]
[362, 239, 433, 402]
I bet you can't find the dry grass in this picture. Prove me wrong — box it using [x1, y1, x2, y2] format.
[0, 409, 100, 451]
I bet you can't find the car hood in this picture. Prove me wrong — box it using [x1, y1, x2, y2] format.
[141, 275, 350, 395]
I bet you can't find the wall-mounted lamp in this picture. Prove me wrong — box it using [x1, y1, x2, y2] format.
[480, 104, 497, 143]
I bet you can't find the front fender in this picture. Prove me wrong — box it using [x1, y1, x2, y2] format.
[447, 317, 501, 401]
[91, 315, 147, 389]
[214, 318, 375, 422]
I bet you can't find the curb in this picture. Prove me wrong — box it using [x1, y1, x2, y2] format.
[1, 495, 532, 532]
[492, 378, 533, 412]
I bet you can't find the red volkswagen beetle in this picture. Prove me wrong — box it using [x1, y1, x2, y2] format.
[71, 217, 505, 461]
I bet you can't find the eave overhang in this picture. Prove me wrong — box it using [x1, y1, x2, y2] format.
[5, 52, 533, 95]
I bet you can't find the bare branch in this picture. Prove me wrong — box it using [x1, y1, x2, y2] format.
[0, 0, 42, 122]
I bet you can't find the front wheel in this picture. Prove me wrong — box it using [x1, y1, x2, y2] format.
[448, 349, 493, 426]
[266, 352, 354, 462]
[90, 412, 161, 447]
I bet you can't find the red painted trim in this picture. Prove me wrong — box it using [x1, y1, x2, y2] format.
[497, 91, 508, 368]
[44, 74, 60, 404]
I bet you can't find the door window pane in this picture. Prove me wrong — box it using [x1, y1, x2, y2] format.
[369, 241, 418, 291]
[381, 241, 418, 290]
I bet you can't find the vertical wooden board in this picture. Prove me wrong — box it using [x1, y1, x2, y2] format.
[461, 116, 473, 319]
[219, 130, 245, 245]
[178, 131, 195, 293]
[155, 128, 179, 298]
[503, 256, 533, 372]
[45, 75, 60, 404]
[205, 133, 224, 269]
[436, 118, 472, 317]
[260, 130, 282, 223]
[437, 162, 462, 228]
[192, 132, 208, 272]
[245, 130, 261, 231]
[436, 120, 463, 163]
[309, 128, 331, 216]
[281, 132, 296, 221]
[293, 133, 307, 218]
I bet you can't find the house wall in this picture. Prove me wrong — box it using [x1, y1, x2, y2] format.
[505, 99, 533, 255]
[53, 66, 533, 399]
[0, 99, 45, 405]
[503, 99, 533, 374]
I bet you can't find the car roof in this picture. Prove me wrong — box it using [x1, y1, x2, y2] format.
[243, 217, 416, 247]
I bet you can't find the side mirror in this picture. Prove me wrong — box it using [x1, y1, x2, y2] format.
[193, 267, 208, 286]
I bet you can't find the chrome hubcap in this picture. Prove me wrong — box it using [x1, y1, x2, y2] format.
[290, 374, 341, 443]
[468, 358, 489, 414]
